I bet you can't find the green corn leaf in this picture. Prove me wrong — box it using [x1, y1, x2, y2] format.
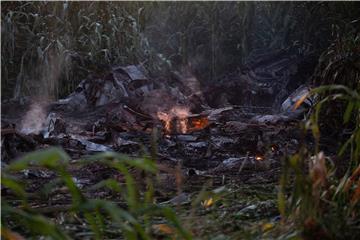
[1, 175, 26, 198]
[6, 147, 70, 171]
[343, 101, 355, 123]
[2, 205, 70, 240]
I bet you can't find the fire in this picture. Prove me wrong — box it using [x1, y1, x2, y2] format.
[171, 106, 189, 134]
[157, 106, 209, 134]
[157, 111, 172, 133]
[190, 117, 209, 130]
[157, 106, 190, 134]
[178, 118, 188, 134]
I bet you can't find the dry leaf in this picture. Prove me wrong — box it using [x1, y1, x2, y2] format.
[350, 179, 360, 206]
[1, 227, 25, 240]
[202, 197, 214, 208]
[310, 152, 327, 188]
[262, 223, 274, 232]
[152, 224, 174, 235]
[309, 152, 328, 203]
[344, 164, 360, 193]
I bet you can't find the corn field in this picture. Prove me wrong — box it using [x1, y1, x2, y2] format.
[1, 1, 360, 240]
[2, 1, 359, 99]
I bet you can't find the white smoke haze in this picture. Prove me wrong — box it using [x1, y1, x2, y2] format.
[20, 102, 47, 134]
[180, 64, 203, 95]
[19, 50, 64, 135]
[141, 89, 180, 116]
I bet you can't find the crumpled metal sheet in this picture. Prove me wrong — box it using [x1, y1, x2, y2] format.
[280, 85, 313, 113]
[55, 65, 151, 110]
[114, 65, 147, 81]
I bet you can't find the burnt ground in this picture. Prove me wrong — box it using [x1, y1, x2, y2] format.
[1, 49, 318, 238]
[2, 104, 302, 238]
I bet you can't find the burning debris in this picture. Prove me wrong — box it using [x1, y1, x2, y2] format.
[157, 106, 190, 134]
[157, 106, 210, 135]
[0, 47, 319, 240]
[2, 48, 312, 179]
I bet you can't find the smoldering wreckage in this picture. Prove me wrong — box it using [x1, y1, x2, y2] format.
[2, 49, 316, 200]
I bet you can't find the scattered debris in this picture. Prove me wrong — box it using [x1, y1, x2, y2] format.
[281, 84, 315, 118]
[160, 192, 191, 205]
[235, 200, 277, 219]
[2, 50, 309, 224]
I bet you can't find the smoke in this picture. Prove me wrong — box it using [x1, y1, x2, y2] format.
[37, 50, 64, 100]
[140, 89, 182, 117]
[178, 66, 204, 96]
[20, 102, 47, 134]
[20, 49, 64, 134]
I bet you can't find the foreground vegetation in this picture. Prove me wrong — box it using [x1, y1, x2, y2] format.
[1, 1, 360, 239]
[2, 83, 359, 239]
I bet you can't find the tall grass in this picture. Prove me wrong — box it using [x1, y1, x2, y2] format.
[1, 2, 153, 99]
[276, 23, 360, 238]
[278, 85, 360, 238]
[2, 1, 359, 99]
[1, 147, 192, 239]
[277, 81, 360, 238]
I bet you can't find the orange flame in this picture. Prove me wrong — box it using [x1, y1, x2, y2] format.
[190, 117, 209, 130]
[157, 107, 210, 134]
[157, 106, 190, 134]
[157, 111, 172, 133]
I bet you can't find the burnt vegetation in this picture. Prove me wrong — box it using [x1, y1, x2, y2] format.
[1, 1, 360, 240]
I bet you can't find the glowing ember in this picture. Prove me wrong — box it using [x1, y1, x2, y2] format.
[190, 117, 209, 130]
[270, 144, 278, 152]
[255, 155, 264, 161]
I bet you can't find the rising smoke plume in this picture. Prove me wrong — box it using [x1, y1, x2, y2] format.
[19, 50, 64, 134]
